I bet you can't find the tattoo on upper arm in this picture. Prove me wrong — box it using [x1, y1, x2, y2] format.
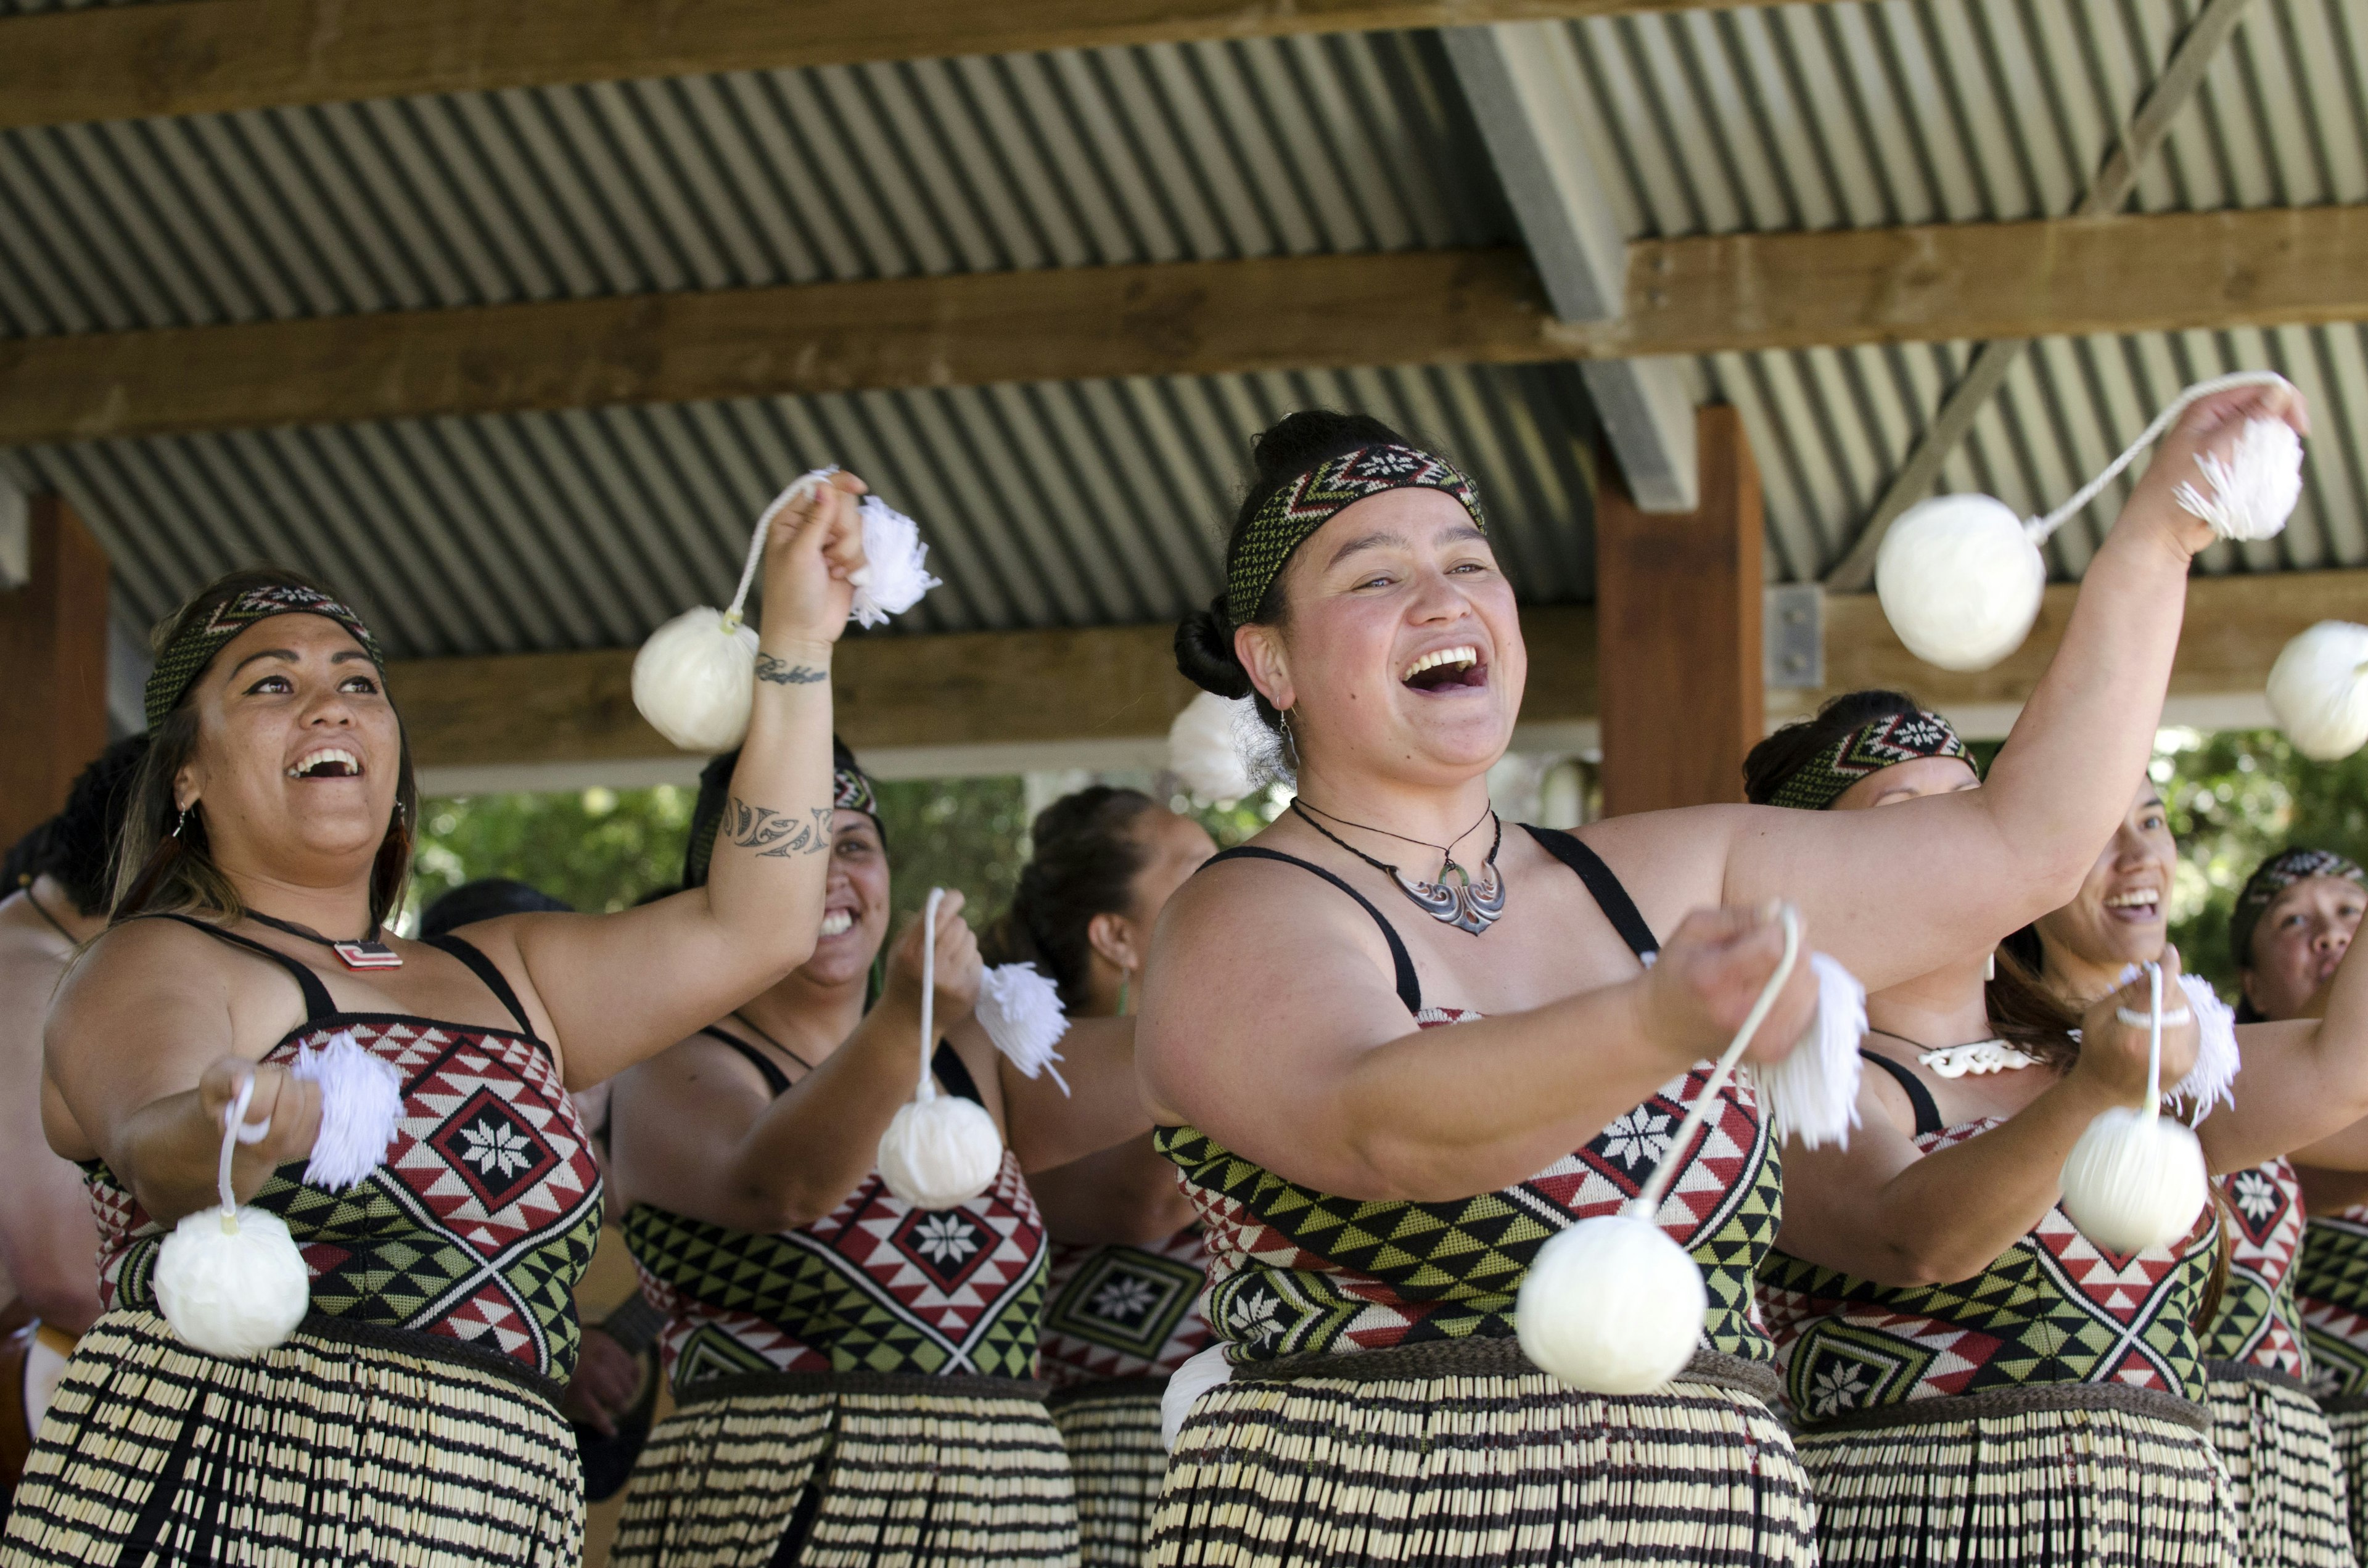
[725, 798, 834, 858]
[755, 654, 827, 686]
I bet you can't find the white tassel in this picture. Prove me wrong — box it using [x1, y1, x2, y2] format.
[2266, 621, 2368, 761]
[1755, 953, 1866, 1151]
[2059, 961, 2210, 1254]
[1518, 905, 1803, 1394]
[848, 496, 941, 629]
[977, 963, 1070, 1096]
[631, 469, 835, 753]
[1878, 371, 2298, 673]
[2166, 972, 2239, 1125]
[1168, 692, 1257, 804]
[876, 889, 1005, 1210]
[290, 1031, 403, 1191]
[153, 1077, 311, 1360]
[2174, 417, 2304, 542]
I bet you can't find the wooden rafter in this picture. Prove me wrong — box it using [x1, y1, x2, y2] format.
[8, 204, 2366, 448]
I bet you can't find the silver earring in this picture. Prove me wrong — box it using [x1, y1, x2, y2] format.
[1280, 709, 1302, 774]
[171, 804, 192, 839]
[1985, 951, 1997, 982]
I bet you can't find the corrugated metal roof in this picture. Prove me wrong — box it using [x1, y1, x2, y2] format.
[0, 0, 2359, 662]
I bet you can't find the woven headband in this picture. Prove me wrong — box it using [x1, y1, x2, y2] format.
[146, 585, 384, 731]
[1223, 444, 1486, 626]
[2231, 847, 2366, 966]
[684, 758, 879, 889]
[1769, 710, 1973, 812]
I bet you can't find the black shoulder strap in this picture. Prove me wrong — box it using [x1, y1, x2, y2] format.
[932, 1041, 985, 1108]
[1204, 846, 1422, 1016]
[139, 913, 335, 1022]
[701, 1025, 792, 1097]
[1520, 826, 1658, 963]
[1860, 1051, 1943, 1138]
[421, 933, 535, 1038]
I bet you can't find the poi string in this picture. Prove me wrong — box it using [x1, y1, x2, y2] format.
[2023, 370, 2289, 545]
[916, 886, 945, 1102]
[216, 1075, 260, 1220]
[718, 468, 838, 635]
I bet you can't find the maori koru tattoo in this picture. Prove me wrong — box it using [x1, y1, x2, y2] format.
[725, 798, 833, 857]
[755, 654, 827, 685]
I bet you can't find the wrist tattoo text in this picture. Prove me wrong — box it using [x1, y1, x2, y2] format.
[725, 798, 834, 857]
[755, 654, 827, 686]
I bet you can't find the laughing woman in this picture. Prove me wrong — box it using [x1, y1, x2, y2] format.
[2, 475, 866, 1568]
[1140, 388, 2302, 1568]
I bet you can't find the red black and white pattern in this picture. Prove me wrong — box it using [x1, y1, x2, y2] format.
[1224, 445, 1486, 624]
[1039, 1225, 1213, 1389]
[628, 1150, 1050, 1387]
[90, 1014, 604, 1381]
[2203, 1158, 2308, 1379]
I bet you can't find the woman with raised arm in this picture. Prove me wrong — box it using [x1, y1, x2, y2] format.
[1138, 387, 2303, 1567]
[1754, 705, 2368, 1567]
[2, 472, 863, 1568]
[610, 748, 1163, 1568]
[980, 786, 1216, 1567]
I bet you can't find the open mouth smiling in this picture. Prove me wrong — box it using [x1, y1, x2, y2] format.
[818, 909, 856, 938]
[287, 747, 363, 779]
[2103, 888, 2161, 922]
[1402, 644, 1487, 693]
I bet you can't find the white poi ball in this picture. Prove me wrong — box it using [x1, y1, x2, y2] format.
[1515, 1213, 1706, 1395]
[631, 607, 760, 753]
[1167, 692, 1257, 805]
[1875, 495, 2049, 671]
[2058, 1106, 2209, 1255]
[154, 1204, 311, 1360]
[2267, 621, 2368, 761]
[877, 1094, 1004, 1210]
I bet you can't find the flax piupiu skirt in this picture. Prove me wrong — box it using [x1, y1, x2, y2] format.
[2205, 1368, 2355, 1568]
[1148, 1339, 1816, 1567]
[2321, 1391, 2368, 1565]
[1046, 1378, 1169, 1568]
[612, 1369, 1079, 1567]
[1792, 1385, 2238, 1567]
[0, 1307, 583, 1567]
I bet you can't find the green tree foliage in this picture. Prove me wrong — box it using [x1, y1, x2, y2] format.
[406, 787, 696, 921]
[2158, 728, 2368, 992]
[873, 776, 1029, 930]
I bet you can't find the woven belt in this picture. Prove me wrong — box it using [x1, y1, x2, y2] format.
[676, 1367, 1051, 1406]
[1230, 1335, 1784, 1406]
[2202, 1357, 2314, 1397]
[294, 1313, 570, 1411]
[1800, 1381, 2209, 1435]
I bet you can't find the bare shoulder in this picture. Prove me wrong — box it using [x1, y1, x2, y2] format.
[1548, 808, 1741, 929]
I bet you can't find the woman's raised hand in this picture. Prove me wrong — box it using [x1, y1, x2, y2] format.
[882, 891, 984, 1035]
[1643, 904, 1822, 1067]
[196, 1055, 322, 1195]
[2072, 949, 2202, 1109]
[761, 469, 868, 649]
[2121, 379, 2311, 560]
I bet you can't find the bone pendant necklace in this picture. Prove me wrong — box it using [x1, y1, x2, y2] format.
[1291, 798, 1507, 936]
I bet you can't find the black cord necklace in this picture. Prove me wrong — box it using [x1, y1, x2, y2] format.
[22, 886, 76, 943]
[1290, 798, 1507, 936]
[730, 1011, 819, 1074]
[246, 909, 403, 971]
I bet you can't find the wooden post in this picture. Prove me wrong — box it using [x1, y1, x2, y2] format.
[1594, 405, 1762, 815]
[0, 496, 110, 855]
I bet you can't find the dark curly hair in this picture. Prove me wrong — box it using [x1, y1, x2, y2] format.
[980, 786, 1160, 1013]
[1174, 410, 1418, 741]
[4, 735, 150, 917]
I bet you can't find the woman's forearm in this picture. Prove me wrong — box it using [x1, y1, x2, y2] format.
[1003, 1017, 1149, 1173]
[722, 998, 926, 1229]
[697, 638, 839, 972]
[117, 1088, 280, 1228]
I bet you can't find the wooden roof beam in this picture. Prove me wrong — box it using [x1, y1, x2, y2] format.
[0, 0, 1845, 133]
[6, 203, 2367, 448]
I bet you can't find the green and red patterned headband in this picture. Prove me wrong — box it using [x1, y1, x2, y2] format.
[1223, 445, 1486, 626]
[2232, 847, 2366, 966]
[1769, 710, 1973, 812]
[145, 584, 385, 731]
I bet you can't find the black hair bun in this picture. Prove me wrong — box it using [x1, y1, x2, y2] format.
[1175, 597, 1254, 699]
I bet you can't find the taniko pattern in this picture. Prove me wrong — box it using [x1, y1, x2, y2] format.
[1760, 1117, 2215, 1423]
[1766, 709, 1971, 812]
[1157, 1008, 1783, 1366]
[1039, 1226, 1213, 1389]
[1224, 445, 1486, 624]
[2201, 1159, 2309, 1380]
[89, 1015, 603, 1380]
[627, 1150, 1048, 1389]
[2296, 1201, 2368, 1397]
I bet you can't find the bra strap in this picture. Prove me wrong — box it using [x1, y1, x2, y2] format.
[701, 1025, 792, 1097]
[420, 934, 536, 1038]
[1203, 847, 1422, 1016]
[932, 1041, 987, 1109]
[1519, 826, 1659, 963]
[136, 913, 335, 1022]
[1860, 1051, 1943, 1138]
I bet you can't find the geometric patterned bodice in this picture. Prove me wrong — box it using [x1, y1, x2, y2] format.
[2296, 1203, 2368, 1398]
[1038, 1225, 1213, 1389]
[622, 1032, 1048, 1392]
[91, 1009, 604, 1384]
[2202, 1159, 2309, 1382]
[1759, 1115, 2216, 1426]
[1157, 1009, 1786, 1368]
